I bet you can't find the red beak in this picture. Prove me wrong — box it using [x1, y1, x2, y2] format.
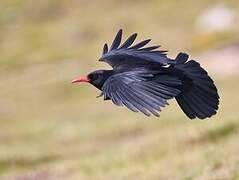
[71, 76, 90, 83]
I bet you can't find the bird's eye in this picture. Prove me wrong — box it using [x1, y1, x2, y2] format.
[87, 74, 93, 80]
[88, 73, 99, 81]
[93, 74, 99, 79]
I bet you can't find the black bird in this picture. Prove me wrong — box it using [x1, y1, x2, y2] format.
[72, 29, 219, 119]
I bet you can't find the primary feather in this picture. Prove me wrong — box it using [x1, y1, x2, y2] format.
[100, 29, 171, 68]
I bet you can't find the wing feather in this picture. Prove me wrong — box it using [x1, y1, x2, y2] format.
[130, 39, 151, 49]
[102, 43, 108, 55]
[100, 30, 173, 68]
[119, 33, 137, 49]
[125, 86, 160, 116]
[110, 29, 122, 50]
[101, 71, 181, 117]
[139, 46, 160, 51]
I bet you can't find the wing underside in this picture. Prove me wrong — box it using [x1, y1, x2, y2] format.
[102, 71, 181, 116]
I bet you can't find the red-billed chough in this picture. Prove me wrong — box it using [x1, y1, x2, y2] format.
[72, 29, 219, 119]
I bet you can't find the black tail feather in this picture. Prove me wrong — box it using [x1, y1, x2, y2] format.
[175, 54, 219, 119]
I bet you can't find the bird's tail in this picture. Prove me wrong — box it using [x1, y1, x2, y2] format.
[174, 53, 219, 119]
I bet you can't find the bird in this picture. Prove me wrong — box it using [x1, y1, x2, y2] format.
[72, 29, 219, 119]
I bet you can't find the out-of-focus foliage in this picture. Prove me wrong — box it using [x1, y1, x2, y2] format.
[0, 0, 239, 179]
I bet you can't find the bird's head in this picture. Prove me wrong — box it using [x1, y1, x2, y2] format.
[72, 70, 113, 90]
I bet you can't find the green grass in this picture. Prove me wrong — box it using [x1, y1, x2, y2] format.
[0, 0, 239, 179]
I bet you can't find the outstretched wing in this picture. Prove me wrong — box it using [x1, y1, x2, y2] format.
[101, 70, 182, 117]
[100, 29, 173, 68]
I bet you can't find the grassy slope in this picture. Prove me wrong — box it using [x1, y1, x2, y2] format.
[1, 76, 239, 180]
[0, 0, 239, 179]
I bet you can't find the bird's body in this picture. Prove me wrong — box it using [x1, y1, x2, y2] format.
[72, 30, 219, 119]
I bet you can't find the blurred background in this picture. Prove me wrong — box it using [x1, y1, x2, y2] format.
[0, 0, 239, 179]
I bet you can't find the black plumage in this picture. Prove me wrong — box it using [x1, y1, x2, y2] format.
[72, 29, 220, 119]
